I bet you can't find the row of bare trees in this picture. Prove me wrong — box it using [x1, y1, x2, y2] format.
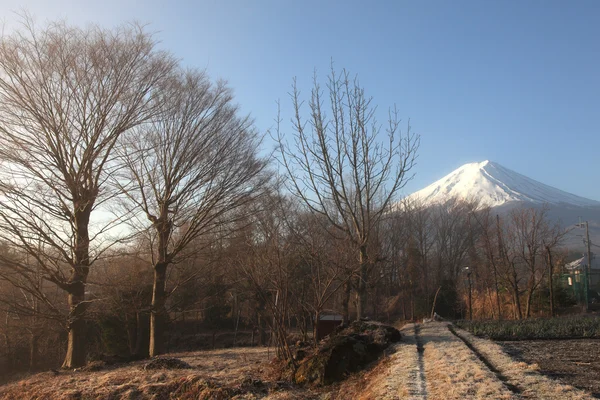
[0, 18, 267, 370]
[0, 17, 572, 377]
[381, 198, 568, 322]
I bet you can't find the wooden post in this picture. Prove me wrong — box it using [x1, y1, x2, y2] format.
[430, 286, 442, 319]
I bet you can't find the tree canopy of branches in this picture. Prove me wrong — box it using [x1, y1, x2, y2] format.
[0, 18, 175, 368]
[277, 65, 419, 319]
[118, 69, 269, 356]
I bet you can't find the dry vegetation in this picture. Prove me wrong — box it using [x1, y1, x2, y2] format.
[501, 339, 600, 397]
[0, 348, 321, 400]
[333, 322, 419, 399]
[455, 315, 600, 340]
[3, 321, 600, 399]
[338, 321, 599, 399]
[452, 324, 594, 399]
[421, 322, 514, 400]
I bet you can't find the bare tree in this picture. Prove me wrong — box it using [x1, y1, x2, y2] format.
[508, 206, 565, 318]
[288, 211, 351, 344]
[472, 206, 504, 319]
[0, 18, 175, 368]
[117, 69, 268, 356]
[235, 191, 297, 363]
[277, 65, 419, 319]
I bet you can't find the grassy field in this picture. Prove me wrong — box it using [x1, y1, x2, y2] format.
[455, 315, 600, 340]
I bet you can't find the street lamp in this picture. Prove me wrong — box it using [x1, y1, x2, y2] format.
[464, 266, 473, 320]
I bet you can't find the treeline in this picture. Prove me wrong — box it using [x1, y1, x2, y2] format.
[0, 18, 570, 379]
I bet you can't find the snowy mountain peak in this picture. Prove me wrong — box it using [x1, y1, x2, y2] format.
[406, 161, 600, 208]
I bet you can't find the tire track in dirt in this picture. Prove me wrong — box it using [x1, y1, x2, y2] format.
[356, 323, 428, 400]
[419, 322, 516, 399]
[447, 324, 522, 396]
[450, 324, 595, 399]
[393, 323, 428, 399]
[412, 324, 428, 399]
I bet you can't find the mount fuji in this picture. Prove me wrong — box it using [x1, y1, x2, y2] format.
[405, 161, 600, 251]
[406, 160, 600, 208]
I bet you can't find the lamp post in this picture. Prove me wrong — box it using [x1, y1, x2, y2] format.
[465, 266, 473, 320]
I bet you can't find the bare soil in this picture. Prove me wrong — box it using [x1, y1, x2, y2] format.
[500, 339, 600, 398]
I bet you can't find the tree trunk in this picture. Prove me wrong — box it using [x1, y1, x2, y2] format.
[126, 314, 137, 355]
[525, 286, 534, 318]
[302, 314, 309, 342]
[62, 208, 91, 369]
[341, 280, 351, 325]
[149, 213, 171, 357]
[410, 285, 415, 321]
[356, 245, 368, 320]
[511, 284, 522, 320]
[135, 311, 150, 358]
[508, 262, 522, 320]
[493, 269, 502, 319]
[62, 271, 89, 368]
[257, 313, 265, 346]
[486, 288, 495, 319]
[62, 291, 87, 368]
[29, 333, 38, 371]
[313, 310, 320, 345]
[150, 263, 168, 357]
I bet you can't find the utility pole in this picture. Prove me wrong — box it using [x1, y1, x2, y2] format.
[578, 220, 593, 289]
[577, 218, 593, 310]
[585, 221, 592, 289]
[468, 271, 473, 320]
[465, 266, 473, 320]
[546, 246, 555, 317]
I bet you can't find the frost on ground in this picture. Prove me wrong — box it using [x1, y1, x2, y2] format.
[348, 321, 597, 399]
[452, 325, 594, 400]
[421, 322, 514, 400]
[3, 322, 598, 399]
[338, 323, 422, 400]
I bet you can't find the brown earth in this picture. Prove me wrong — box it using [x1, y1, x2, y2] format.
[500, 339, 600, 398]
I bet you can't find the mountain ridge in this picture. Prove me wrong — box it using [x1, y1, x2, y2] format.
[406, 160, 600, 208]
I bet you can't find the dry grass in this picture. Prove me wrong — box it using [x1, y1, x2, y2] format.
[5, 322, 594, 399]
[348, 338, 415, 398]
[452, 324, 595, 399]
[332, 322, 421, 399]
[421, 322, 515, 400]
[0, 347, 321, 400]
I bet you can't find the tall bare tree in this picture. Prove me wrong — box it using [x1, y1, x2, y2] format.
[118, 69, 268, 356]
[508, 206, 565, 318]
[277, 65, 419, 319]
[0, 18, 174, 368]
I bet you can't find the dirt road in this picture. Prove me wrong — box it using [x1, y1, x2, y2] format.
[355, 321, 595, 400]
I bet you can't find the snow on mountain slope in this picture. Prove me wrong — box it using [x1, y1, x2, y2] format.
[406, 160, 600, 208]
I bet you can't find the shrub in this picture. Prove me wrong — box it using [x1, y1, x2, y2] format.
[455, 315, 600, 340]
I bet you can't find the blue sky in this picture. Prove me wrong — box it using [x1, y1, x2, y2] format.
[2, 0, 599, 199]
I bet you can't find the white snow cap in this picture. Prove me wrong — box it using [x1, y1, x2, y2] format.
[406, 160, 600, 208]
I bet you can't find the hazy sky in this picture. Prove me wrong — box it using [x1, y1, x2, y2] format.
[1, 0, 598, 199]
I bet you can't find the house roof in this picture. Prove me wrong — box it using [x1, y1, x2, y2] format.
[319, 314, 343, 321]
[565, 253, 599, 271]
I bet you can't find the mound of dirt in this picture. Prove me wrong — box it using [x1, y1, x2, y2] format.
[294, 320, 401, 386]
[143, 357, 193, 370]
